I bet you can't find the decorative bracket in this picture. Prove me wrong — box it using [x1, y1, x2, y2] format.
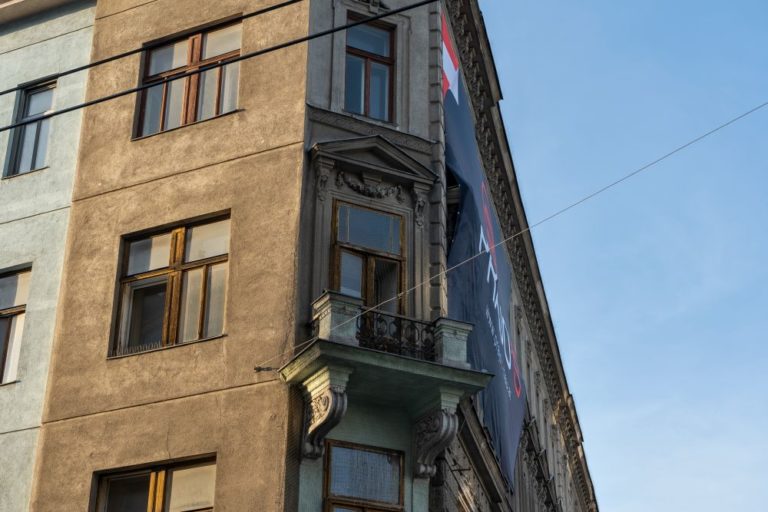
[413, 388, 463, 478]
[301, 365, 352, 459]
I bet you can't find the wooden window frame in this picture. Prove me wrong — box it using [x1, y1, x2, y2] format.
[331, 201, 405, 314]
[0, 268, 30, 383]
[94, 458, 215, 512]
[323, 440, 404, 512]
[5, 81, 56, 176]
[113, 217, 229, 356]
[138, 24, 241, 136]
[345, 14, 395, 122]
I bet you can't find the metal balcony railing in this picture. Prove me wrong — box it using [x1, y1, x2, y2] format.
[356, 309, 436, 362]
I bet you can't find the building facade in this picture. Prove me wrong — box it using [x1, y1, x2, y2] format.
[2, 0, 598, 511]
[0, 1, 94, 510]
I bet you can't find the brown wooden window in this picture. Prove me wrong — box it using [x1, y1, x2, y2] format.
[6, 82, 55, 176]
[114, 218, 230, 356]
[0, 268, 30, 383]
[95, 459, 216, 512]
[324, 441, 404, 512]
[344, 16, 394, 122]
[138, 24, 241, 137]
[333, 202, 403, 313]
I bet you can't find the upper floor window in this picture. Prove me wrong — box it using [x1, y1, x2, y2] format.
[6, 82, 55, 176]
[95, 459, 216, 512]
[344, 18, 394, 122]
[138, 24, 241, 137]
[114, 218, 230, 356]
[0, 269, 30, 383]
[325, 441, 403, 511]
[334, 202, 402, 313]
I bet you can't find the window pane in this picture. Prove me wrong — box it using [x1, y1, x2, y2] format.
[197, 69, 218, 121]
[25, 88, 53, 117]
[185, 219, 230, 262]
[165, 463, 216, 512]
[339, 252, 363, 298]
[0, 271, 30, 309]
[338, 205, 400, 255]
[33, 118, 50, 169]
[219, 62, 239, 114]
[344, 55, 365, 115]
[369, 62, 390, 121]
[163, 78, 185, 130]
[141, 84, 163, 136]
[104, 473, 151, 512]
[148, 40, 188, 75]
[123, 278, 167, 351]
[16, 122, 38, 174]
[1, 314, 24, 383]
[329, 446, 401, 504]
[202, 24, 241, 59]
[347, 24, 391, 57]
[179, 268, 203, 342]
[203, 263, 227, 338]
[373, 259, 399, 313]
[127, 233, 171, 275]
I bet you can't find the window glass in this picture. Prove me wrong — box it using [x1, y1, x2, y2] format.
[338, 205, 400, 255]
[25, 88, 53, 117]
[124, 278, 167, 350]
[344, 55, 365, 115]
[340, 252, 363, 298]
[164, 78, 186, 130]
[373, 258, 398, 313]
[141, 84, 163, 136]
[347, 24, 391, 57]
[202, 24, 241, 59]
[219, 63, 239, 114]
[104, 473, 151, 512]
[197, 69, 218, 121]
[16, 123, 38, 173]
[369, 62, 390, 121]
[1, 314, 24, 382]
[179, 268, 203, 342]
[165, 463, 216, 512]
[0, 271, 30, 309]
[185, 219, 230, 262]
[127, 233, 171, 275]
[329, 445, 401, 504]
[148, 40, 188, 75]
[203, 262, 227, 338]
[34, 119, 51, 168]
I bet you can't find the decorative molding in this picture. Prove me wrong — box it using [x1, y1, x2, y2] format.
[412, 187, 426, 226]
[414, 409, 459, 478]
[315, 157, 334, 201]
[300, 366, 352, 459]
[335, 170, 405, 202]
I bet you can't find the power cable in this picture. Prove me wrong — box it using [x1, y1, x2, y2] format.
[0, 0, 438, 133]
[252, 97, 768, 372]
[0, 0, 303, 97]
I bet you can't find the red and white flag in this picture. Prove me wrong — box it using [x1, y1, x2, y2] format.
[442, 13, 460, 103]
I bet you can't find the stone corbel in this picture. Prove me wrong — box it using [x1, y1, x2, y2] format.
[315, 156, 335, 201]
[301, 365, 353, 459]
[413, 388, 463, 478]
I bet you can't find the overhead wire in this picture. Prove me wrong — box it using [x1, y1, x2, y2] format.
[252, 97, 768, 372]
[0, 0, 438, 133]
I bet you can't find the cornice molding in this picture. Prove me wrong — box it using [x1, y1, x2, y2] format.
[444, 1, 598, 510]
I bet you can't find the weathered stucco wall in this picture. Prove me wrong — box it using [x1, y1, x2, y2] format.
[32, 0, 309, 509]
[0, 2, 94, 511]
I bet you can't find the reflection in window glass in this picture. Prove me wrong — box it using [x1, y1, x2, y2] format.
[340, 252, 363, 298]
[185, 219, 230, 262]
[1, 314, 25, 383]
[148, 40, 188, 75]
[0, 271, 30, 310]
[165, 463, 216, 512]
[329, 445, 401, 504]
[344, 55, 365, 115]
[347, 24, 391, 56]
[197, 69, 219, 121]
[338, 205, 400, 255]
[104, 473, 151, 512]
[124, 278, 167, 349]
[203, 263, 227, 338]
[202, 24, 241, 59]
[141, 84, 163, 136]
[164, 78, 186, 130]
[127, 233, 171, 275]
[219, 63, 240, 114]
[369, 62, 390, 121]
[179, 268, 203, 342]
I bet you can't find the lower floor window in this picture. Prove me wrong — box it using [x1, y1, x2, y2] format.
[0, 269, 30, 384]
[96, 459, 216, 512]
[325, 441, 403, 511]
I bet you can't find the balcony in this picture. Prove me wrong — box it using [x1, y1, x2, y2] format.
[280, 291, 492, 477]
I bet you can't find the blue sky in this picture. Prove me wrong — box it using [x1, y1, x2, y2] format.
[479, 1, 768, 510]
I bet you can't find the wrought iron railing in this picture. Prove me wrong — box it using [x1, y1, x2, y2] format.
[356, 309, 436, 362]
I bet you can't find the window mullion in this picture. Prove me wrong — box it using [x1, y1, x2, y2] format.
[186, 35, 203, 124]
[159, 81, 169, 131]
[151, 469, 167, 512]
[197, 264, 209, 339]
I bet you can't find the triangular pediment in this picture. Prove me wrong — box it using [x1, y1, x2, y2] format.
[311, 135, 437, 186]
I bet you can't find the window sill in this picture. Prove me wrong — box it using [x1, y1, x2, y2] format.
[131, 109, 244, 142]
[0, 380, 20, 387]
[106, 334, 228, 360]
[1, 166, 50, 180]
[341, 109, 398, 129]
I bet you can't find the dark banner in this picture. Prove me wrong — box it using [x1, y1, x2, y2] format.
[442, 13, 526, 484]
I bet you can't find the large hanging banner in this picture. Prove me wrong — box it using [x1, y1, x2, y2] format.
[442, 12, 527, 484]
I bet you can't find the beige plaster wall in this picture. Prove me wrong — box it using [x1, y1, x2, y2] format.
[32, 0, 309, 509]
